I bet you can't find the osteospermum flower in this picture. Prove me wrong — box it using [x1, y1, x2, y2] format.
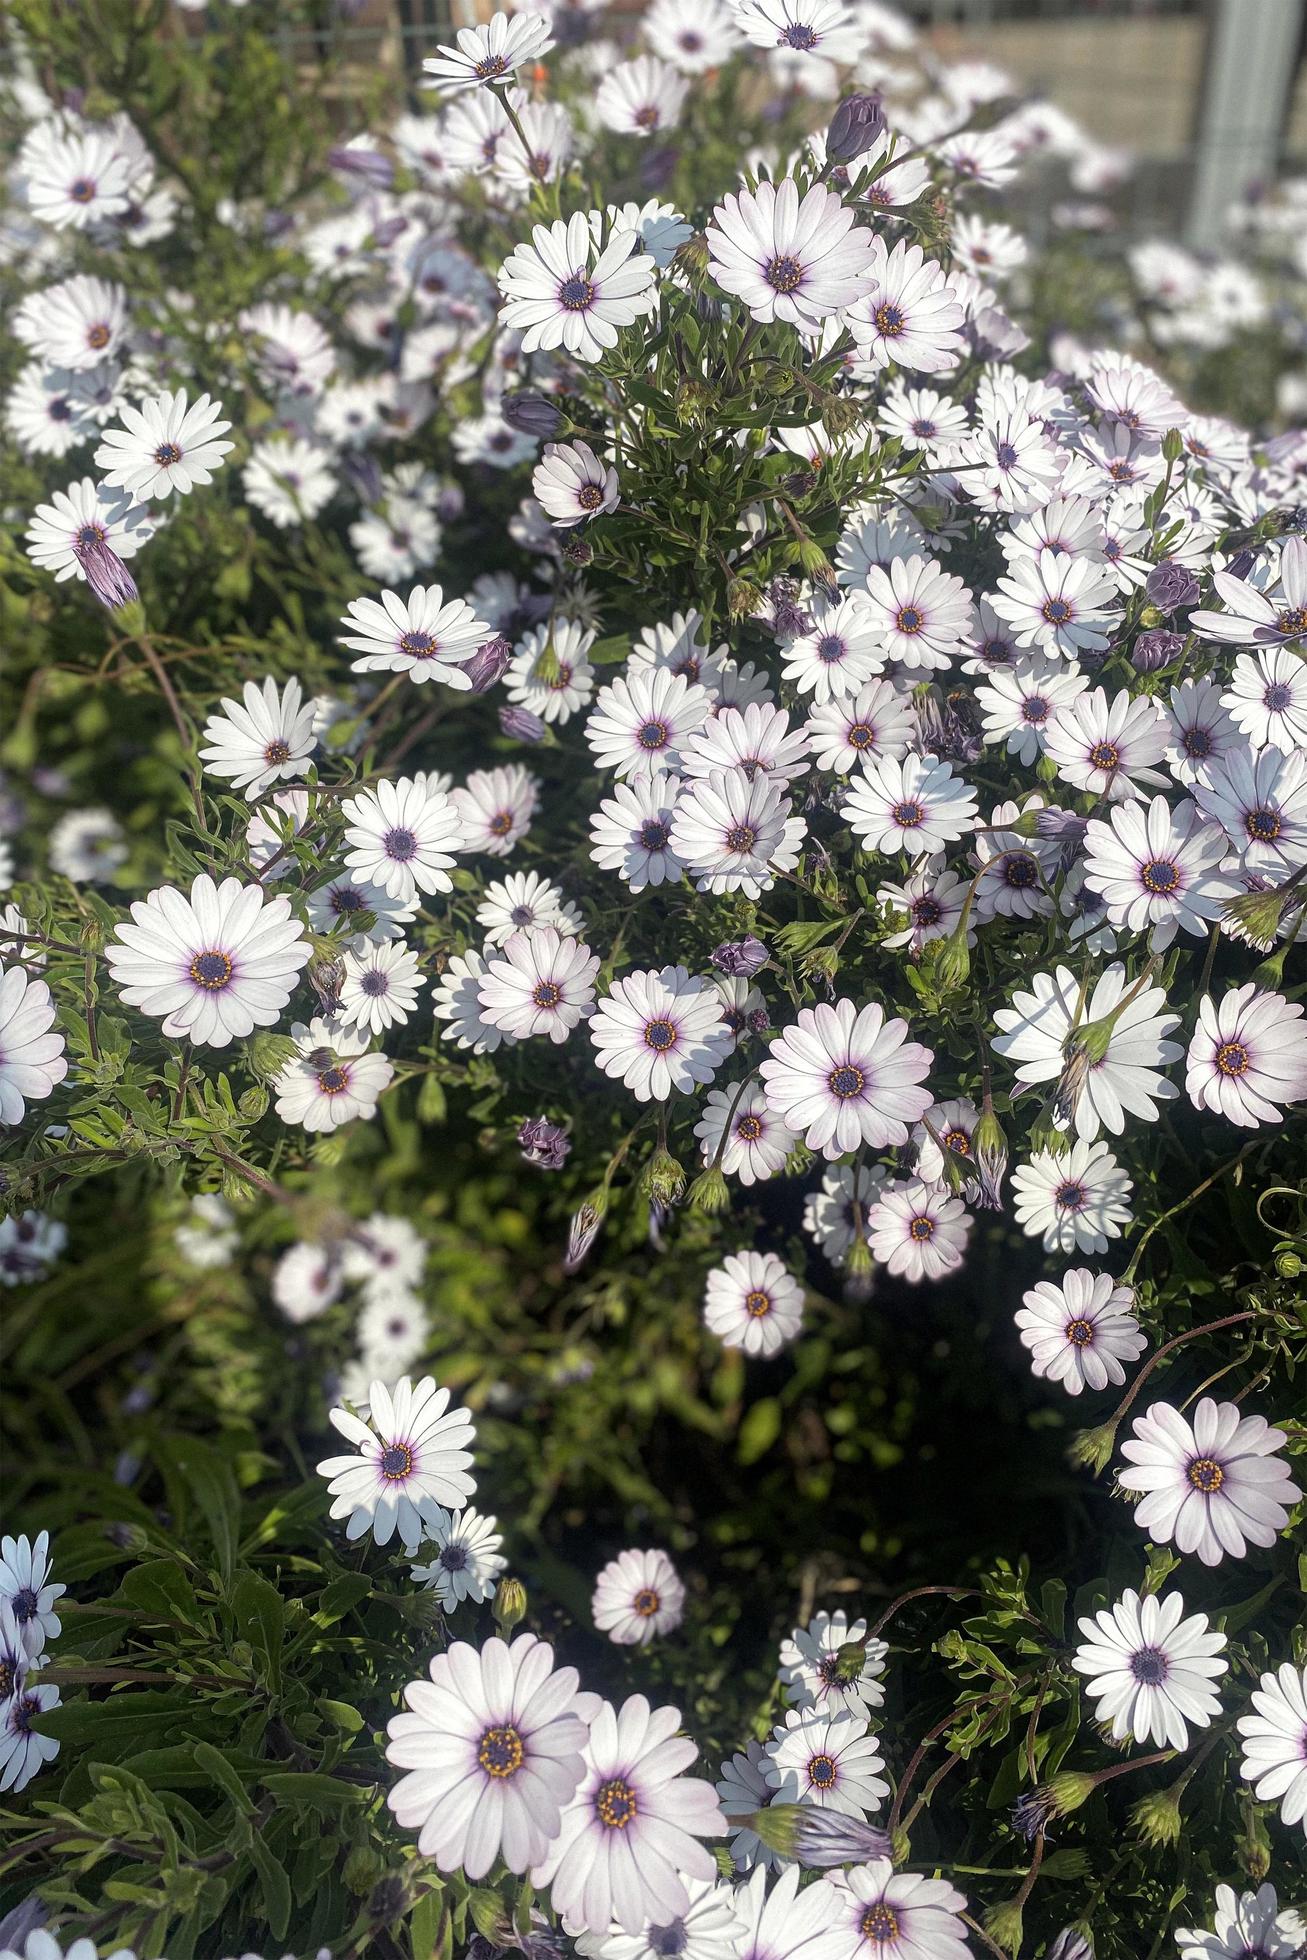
[410, 1507, 507, 1609]
[705, 178, 875, 330]
[702, 1249, 804, 1357]
[0, 1680, 60, 1794]
[1190, 533, 1307, 646]
[680, 702, 812, 790]
[993, 962, 1182, 1142]
[434, 948, 513, 1055]
[845, 752, 979, 858]
[1083, 796, 1236, 949]
[421, 10, 554, 91]
[595, 55, 690, 137]
[198, 675, 317, 800]
[1174, 1883, 1305, 1960]
[780, 593, 885, 702]
[779, 1611, 888, 1718]
[387, 1633, 591, 1876]
[805, 678, 916, 774]
[861, 554, 973, 672]
[475, 871, 581, 946]
[1185, 985, 1307, 1127]
[477, 927, 600, 1044]
[976, 657, 1087, 766]
[760, 998, 934, 1158]
[693, 1079, 796, 1185]
[1015, 1270, 1145, 1395]
[93, 388, 232, 500]
[1044, 687, 1169, 803]
[589, 966, 733, 1101]
[847, 236, 966, 375]
[453, 764, 541, 857]
[22, 121, 133, 229]
[670, 770, 805, 897]
[592, 1873, 746, 1960]
[1222, 645, 1307, 756]
[593, 1548, 685, 1646]
[989, 552, 1120, 660]
[866, 1179, 971, 1282]
[1236, 1662, 1307, 1837]
[1191, 745, 1307, 878]
[646, 0, 741, 70]
[532, 1694, 725, 1931]
[338, 585, 494, 688]
[0, 1532, 64, 1658]
[106, 874, 310, 1048]
[1011, 1139, 1133, 1254]
[1164, 678, 1242, 787]
[507, 621, 597, 724]
[342, 776, 465, 900]
[243, 438, 337, 527]
[498, 211, 658, 363]
[14, 274, 128, 371]
[765, 1708, 888, 1819]
[728, 0, 863, 61]
[0, 965, 68, 1127]
[274, 1017, 394, 1131]
[879, 860, 972, 954]
[25, 475, 150, 583]
[822, 1858, 970, 1960]
[338, 938, 425, 1036]
[318, 1373, 476, 1548]
[1071, 1589, 1227, 1748]
[533, 441, 619, 527]
[586, 667, 713, 778]
[589, 773, 685, 890]
[1117, 1397, 1302, 1566]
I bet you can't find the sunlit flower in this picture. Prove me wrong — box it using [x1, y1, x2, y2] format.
[760, 998, 934, 1158]
[1016, 1269, 1145, 1395]
[106, 874, 309, 1048]
[703, 1249, 804, 1357]
[1117, 1397, 1301, 1566]
[1236, 1663, 1307, 1838]
[319, 1372, 475, 1548]
[1072, 1589, 1226, 1748]
[593, 1547, 685, 1646]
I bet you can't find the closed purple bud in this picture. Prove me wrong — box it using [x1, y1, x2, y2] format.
[499, 704, 547, 744]
[502, 390, 565, 440]
[746, 1006, 770, 1034]
[329, 146, 395, 190]
[518, 1116, 571, 1170]
[73, 530, 139, 610]
[825, 92, 886, 164]
[437, 479, 465, 522]
[1226, 547, 1256, 580]
[710, 935, 770, 977]
[793, 1808, 892, 1869]
[1046, 1932, 1094, 1960]
[563, 1199, 604, 1273]
[1145, 562, 1199, 611]
[1131, 627, 1185, 673]
[1033, 808, 1088, 848]
[0, 1899, 49, 1950]
[460, 635, 513, 694]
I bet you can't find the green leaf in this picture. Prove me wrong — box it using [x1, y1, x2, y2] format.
[737, 1397, 782, 1465]
[192, 1740, 256, 1816]
[313, 1572, 374, 1627]
[260, 1771, 366, 1813]
[153, 1435, 241, 1580]
[116, 1560, 202, 1628]
[249, 1831, 293, 1939]
[229, 1569, 284, 1694]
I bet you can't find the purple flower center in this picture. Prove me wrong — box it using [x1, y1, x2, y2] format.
[385, 827, 418, 861]
[828, 1064, 865, 1099]
[595, 1776, 639, 1828]
[1065, 1316, 1094, 1346]
[400, 630, 437, 658]
[637, 718, 670, 751]
[1129, 1646, 1169, 1685]
[639, 820, 670, 849]
[765, 254, 804, 293]
[1055, 1180, 1087, 1211]
[153, 441, 182, 466]
[1264, 680, 1294, 709]
[558, 273, 594, 312]
[1002, 853, 1039, 888]
[380, 1441, 414, 1479]
[360, 971, 389, 997]
[1244, 806, 1281, 843]
[189, 949, 233, 991]
[909, 1215, 934, 1241]
[70, 178, 96, 202]
[644, 1017, 677, 1051]
[532, 980, 563, 1008]
[896, 606, 923, 633]
[1041, 598, 1073, 626]
[996, 441, 1019, 468]
[1088, 740, 1120, 772]
[1141, 859, 1179, 895]
[893, 800, 924, 827]
[1215, 1040, 1250, 1078]
[779, 22, 818, 46]
[873, 302, 904, 336]
[478, 1724, 525, 1777]
[1187, 1456, 1224, 1492]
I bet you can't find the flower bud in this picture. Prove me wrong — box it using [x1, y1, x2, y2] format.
[1129, 1782, 1184, 1847]
[1046, 1929, 1094, 1960]
[79, 916, 106, 954]
[1161, 426, 1184, 463]
[1043, 1769, 1097, 1817]
[933, 918, 971, 993]
[460, 635, 513, 694]
[687, 1165, 731, 1213]
[673, 230, 710, 280]
[640, 1145, 686, 1206]
[710, 935, 770, 977]
[1131, 627, 1185, 672]
[494, 1576, 528, 1633]
[499, 704, 548, 744]
[971, 1098, 1007, 1211]
[518, 1116, 571, 1170]
[825, 92, 886, 164]
[1145, 563, 1199, 612]
[983, 1899, 1024, 1957]
[502, 390, 566, 440]
[1067, 1420, 1118, 1473]
[74, 530, 140, 611]
[564, 1195, 605, 1273]
[1235, 1801, 1272, 1882]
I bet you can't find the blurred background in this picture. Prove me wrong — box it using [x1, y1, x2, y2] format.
[210, 0, 1307, 242]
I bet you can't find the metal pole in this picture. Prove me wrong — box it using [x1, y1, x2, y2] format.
[1186, 0, 1305, 247]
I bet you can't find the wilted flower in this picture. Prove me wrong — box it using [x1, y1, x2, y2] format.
[518, 1115, 572, 1170]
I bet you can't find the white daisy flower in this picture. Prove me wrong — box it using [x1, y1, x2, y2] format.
[451, 411, 538, 471]
[105, 874, 309, 1048]
[239, 301, 337, 396]
[592, 1547, 685, 1646]
[273, 1016, 394, 1131]
[358, 1289, 431, 1376]
[453, 764, 541, 857]
[0, 1680, 60, 1793]
[1222, 645, 1307, 756]
[245, 788, 310, 881]
[705, 178, 875, 330]
[702, 1249, 804, 1357]
[434, 948, 513, 1054]
[878, 383, 969, 462]
[1164, 678, 1243, 786]
[836, 509, 924, 589]
[970, 800, 1060, 925]
[764, 1707, 888, 1819]
[989, 552, 1119, 660]
[506, 620, 597, 724]
[498, 211, 658, 363]
[387, 1632, 591, 1874]
[338, 585, 494, 689]
[0, 1213, 67, 1287]
[533, 441, 619, 528]
[866, 1178, 972, 1283]
[779, 1610, 888, 1718]
[271, 1241, 343, 1324]
[411, 1507, 507, 1608]
[1191, 746, 1307, 878]
[629, 610, 730, 693]
[821, 1859, 970, 1960]
[318, 1372, 475, 1549]
[878, 860, 972, 954]
[993, 961, 1182, 1141]
[0, 965, 68, 1127]
[1044, 686, 1170, 803]
[1072, 1589, 1227, 1748]
[586, 667, 713, 778]
[780, 593, 885, 703]
[476, 871, 582, 946]
[1236, 1663, 1307, 1838]
[590, 966, 733, 1101]
[1082, 796, 1235, 949]
[760, 997, 934, 1158]
[174, 1192, 238, 1271]
[25, 475, 150, 584]
[477, 926, 600, 1044]
[22, 122, 133, 230]
[5, 360, 113, 459]
[493, 92, 575, 194]
[338, 938, 425, 1035]
[976, 657, 1088, 764]
[1011, 1139, 1133, 1254]
[1190, 533, 1307, 645]
[860, 554, 972, 673]
[198, 675, 317, 801]
[342, 1213, 428, 1297]
[645, 0, 742, 71]
[243, 438, 337, 527]
[595, 55, 690, 136]
[805, 679, 915, 774]
[802, 1162, 886, 1268]
[342, 775, 465, 900]
[717, 1740, 778, 1873]
[693, 1079, 796, 1185]
[94, 388, 232, 500]
[590, 1874, 747, 1960]
[847, 236, 965, 375]
[421, 10, 554, 91]
[0, 1532, 65, 1658]
[1175, 1883, 1305, 1960]
[961, 410, 1064, 517]
[1185, 985, 1307, 1127]
[604, 197, 694, 269]
[306, 872, 416, 942]
[13, 274, 128, 370]
[845, 752, 980, 858]
[680, 702, 812, 789]
[670, 770, 806, 897]
[1015, 1270, 1145, 1395]
[531, 1692, 724, 1933]
[1118, 1396, 1302, 1566]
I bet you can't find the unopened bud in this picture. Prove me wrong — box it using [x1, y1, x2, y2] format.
[1161, 426, 1184, 463]
[1145, 563, 1199, 612]
[494, 1576, 528, 1633]
[687, 1165, 731, 1214]
[972, 1099, 1007, 1211]
[1067, 1421, 1118, 1473]
[674, 231, 710, 279]
[460, 635, 513, 694]
[825, 92, 886, 165]
[79, 916, 105, 954]
[640, 1145, 686, 1206]
[710, 935, 769, 977]
[1046, 1930, 1094, 1960]
[1130, 1783, 1184, 1847]
[502, 390, 565, 440]
[564, 1196, 605, 1274]
[982, 1899, 1024, 1957]
[499, 704, 548, 744]
[1044, 1769, 1097, 1818]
